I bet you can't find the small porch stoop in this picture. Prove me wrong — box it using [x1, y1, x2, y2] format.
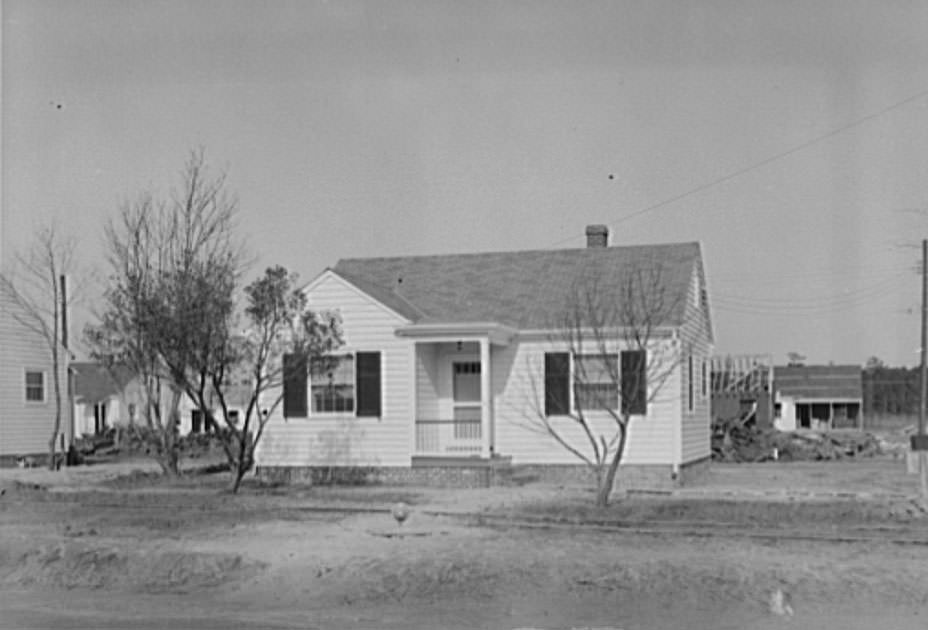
[409, 452, 514, 488]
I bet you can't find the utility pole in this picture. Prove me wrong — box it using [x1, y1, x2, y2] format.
[921, 239, 927, 438]
[918, 239, 928, 505]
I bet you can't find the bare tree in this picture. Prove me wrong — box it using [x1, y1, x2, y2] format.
[200, 265, 343, 492]
[0, 223, 79, 470]
[86, 150, 244, 476]
[524, 266, 683, 506]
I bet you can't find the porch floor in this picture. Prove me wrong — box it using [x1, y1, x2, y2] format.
[411, 454, 512, 468]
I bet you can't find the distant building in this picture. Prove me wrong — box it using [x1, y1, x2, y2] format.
[72, 361, 252, 437]
[773, 365, 863, 431]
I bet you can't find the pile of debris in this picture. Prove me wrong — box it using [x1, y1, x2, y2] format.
[711, 415, 884, 462]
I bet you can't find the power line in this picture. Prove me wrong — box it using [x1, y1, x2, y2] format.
[610, 87, 928, 227]
[548, 86, 928, 248]
[712, 272, 910, 307]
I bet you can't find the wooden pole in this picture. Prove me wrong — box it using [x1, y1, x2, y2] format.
[920, 239, 927, 503]
[921, 239, 927, 437]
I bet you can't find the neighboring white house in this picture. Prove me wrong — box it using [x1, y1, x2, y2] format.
[0, 291, 71, 464]
[72, 362, 138, 437]
[773, 365, 863, 431]
[256, 225, 714, 489]
[72, 361, 252, 438]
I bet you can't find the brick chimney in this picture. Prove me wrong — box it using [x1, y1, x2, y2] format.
[585, 224, 609, 248]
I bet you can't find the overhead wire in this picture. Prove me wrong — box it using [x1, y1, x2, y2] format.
[547, 87, 928, 248]
[711, 277, 910, 316]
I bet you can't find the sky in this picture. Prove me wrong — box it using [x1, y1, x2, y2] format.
[3, 0, 928, 367]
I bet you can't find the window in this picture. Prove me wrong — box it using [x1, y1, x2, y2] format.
[281, 351, 382, 418]
[312, 354, 355, 413]
[575, 354, 619, 411]
[544, 350, 647, 416]
[25, 370, 45, 402]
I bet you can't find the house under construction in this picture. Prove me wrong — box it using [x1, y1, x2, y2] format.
[710, 354, 774, 427]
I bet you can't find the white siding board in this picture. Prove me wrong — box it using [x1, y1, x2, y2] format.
[255, 274, 413, 468]
[415, 345, 440, 419]
[492, 337, 679, 466]
[678, 263, 712, 464]
[0, 295, 70, 456]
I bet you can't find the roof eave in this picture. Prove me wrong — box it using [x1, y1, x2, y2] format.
[395, 321, 518, 346]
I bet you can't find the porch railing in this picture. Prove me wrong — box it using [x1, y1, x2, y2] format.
[415, 418, 482, 455]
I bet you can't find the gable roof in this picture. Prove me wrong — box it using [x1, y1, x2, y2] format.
[330, 242, 703, 330]
[72, 362, 136, 404]
[774, 365, 863, 400]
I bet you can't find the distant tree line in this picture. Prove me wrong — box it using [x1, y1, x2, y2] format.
[863, 358, 920, 416]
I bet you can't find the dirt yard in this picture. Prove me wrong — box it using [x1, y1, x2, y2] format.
[1, 460, 928, 629]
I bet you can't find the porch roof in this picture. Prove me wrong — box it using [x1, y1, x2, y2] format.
[395, 321, 517, 345]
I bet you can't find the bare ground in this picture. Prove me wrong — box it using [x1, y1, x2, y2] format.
[2, 460, 928, 629]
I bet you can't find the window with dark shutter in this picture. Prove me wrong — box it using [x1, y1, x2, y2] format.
[620, 350, 647, 415]
[355, 352, 381, 417]
[545, 352, 570, 416]
[282, 353, 308, 418]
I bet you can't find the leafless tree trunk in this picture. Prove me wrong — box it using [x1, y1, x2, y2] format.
[201, 266, 342, 493]
[524, 267, 683, 506]
[86, 149, 244, 477]
[0, 223, 79, 470]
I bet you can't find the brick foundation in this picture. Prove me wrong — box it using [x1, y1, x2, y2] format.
[257, 456, 712, 492]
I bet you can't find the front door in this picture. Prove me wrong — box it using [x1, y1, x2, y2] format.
[93, 403, 107, 435]
[452, 362, 482, 443]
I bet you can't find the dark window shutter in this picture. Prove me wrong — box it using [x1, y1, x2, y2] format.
[545, 352, 570, 416]
[355, 352, 381, 417]
[621, 350, 647, 415]
[282, 353, 308, 418]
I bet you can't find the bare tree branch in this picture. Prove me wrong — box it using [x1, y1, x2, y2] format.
[522, 263, 685, 506]
[0, 222, 80, 469]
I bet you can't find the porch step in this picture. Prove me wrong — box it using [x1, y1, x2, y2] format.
[411, 454, 512, 469]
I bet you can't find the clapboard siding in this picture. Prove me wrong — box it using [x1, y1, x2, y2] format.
[415, 344, 440, 419]
[493, 337, 679, 465]
[0, 295, 69, 456]
[255, 272, 413, 467]
[678, 261, 713, 464]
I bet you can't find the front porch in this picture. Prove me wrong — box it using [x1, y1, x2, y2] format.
[397, 323, 515, 461]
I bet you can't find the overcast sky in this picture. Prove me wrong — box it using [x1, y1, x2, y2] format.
[4, 0, 928, 366]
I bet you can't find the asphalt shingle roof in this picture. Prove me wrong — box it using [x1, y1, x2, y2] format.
[332, 242, 702, 330]
[774, 365, 863, 400]
[72, 362, 135, 404]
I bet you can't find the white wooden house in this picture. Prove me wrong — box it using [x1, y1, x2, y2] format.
[256, 226, 714, 489]
[0, 291, 71, 464]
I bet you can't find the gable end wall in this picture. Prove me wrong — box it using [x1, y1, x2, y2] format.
[0, 301, 70, 457]
[678, 263, 712, 464]
[255, 273, 413, 467]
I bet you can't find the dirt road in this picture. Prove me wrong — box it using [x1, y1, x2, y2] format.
[2, 464, 928, 629]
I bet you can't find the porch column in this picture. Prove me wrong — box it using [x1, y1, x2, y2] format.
[480, 337, 491, 458]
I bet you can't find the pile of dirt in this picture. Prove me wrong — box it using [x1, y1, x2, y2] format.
[0, 542, 264, 592]
[712, 417, 884, 462]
